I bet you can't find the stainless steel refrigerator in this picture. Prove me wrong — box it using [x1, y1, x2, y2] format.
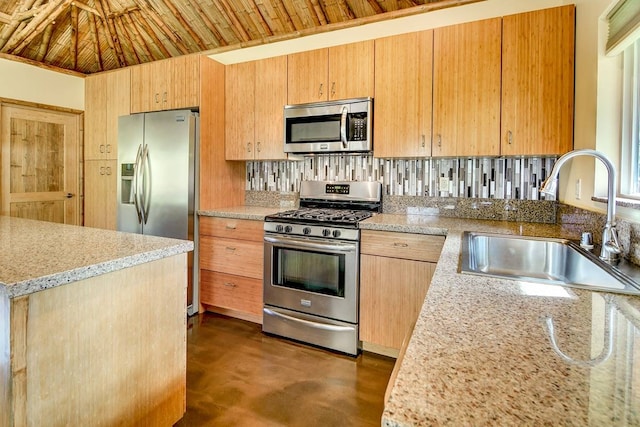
[117, 109, 199, 316]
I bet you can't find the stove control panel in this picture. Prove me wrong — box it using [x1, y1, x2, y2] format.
[264, 222, 360, 241]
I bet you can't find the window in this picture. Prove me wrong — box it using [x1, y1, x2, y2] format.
[620, 39, 640, 197]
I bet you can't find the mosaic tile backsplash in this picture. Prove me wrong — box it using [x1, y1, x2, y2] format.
[247, 155, 557, 200]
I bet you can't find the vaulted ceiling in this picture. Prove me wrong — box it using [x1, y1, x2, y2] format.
[0, 0, 480, 75]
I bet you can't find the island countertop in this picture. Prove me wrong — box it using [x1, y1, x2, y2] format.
[0, 216, 193, 298]
[363, 214, 640, 426]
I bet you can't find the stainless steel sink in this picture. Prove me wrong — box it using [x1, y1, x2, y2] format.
[460, 232, 640, 296]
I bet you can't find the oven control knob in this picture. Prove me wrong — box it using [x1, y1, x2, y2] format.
[275, 224, 284, 233]
[284, 225, 293, 233]
[303, 227, 311, 235]
[322, 229, 331, 237]
[332, 230, 341, 238]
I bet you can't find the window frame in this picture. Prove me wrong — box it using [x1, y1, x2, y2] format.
[620, 39, 640, 199]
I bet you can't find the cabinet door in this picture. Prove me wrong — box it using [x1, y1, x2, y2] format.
[501, 5, 575, 156]
[104, 68, 130, 160]
[130, 62, 154, 113]
[287, 48, 328, 104]
[328, 41, 374, 100]
[171, 54, 200, 109]
[199, 236, 263, 279]
[84, 160, 117, 229]
[200, 270, 262, 316]
[433, 18, 501, 157]
[373, 31, 433, 158]
[254, 56, 288, 160]
[225, 61, 256, 160]
[360, 255, 434, 350]
[84, 74, 108, 160]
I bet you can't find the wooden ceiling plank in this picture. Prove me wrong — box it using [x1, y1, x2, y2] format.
[365, 0, 385, 14]
[272, 0, 298, 32]
[35, 23, 53, 61]
[71, 4, 78, 69]
[70, 0, 104, 18]
[138, 1, 190, 55]
[306, 0, 327, 25]
[339, 0, 356, 20]
[99, 0, 128, 67]
[5, 0, 73, 55]
[88, 13, 104, 71]
[191, 0, 228, 46]
[210, 0, 251, 42]
[114, 14, 141, 64]
[248, 0, 275, 36]
[93, 0, 118, 66]
[159, 0, 207, 50]
[131, 10, 172, 58]
[123, 12, 156, 62]
[0, 0, 37, 50]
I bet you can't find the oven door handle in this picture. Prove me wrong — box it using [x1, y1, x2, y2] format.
[264, 308, 355, 332]
[264, 236, 356, 253]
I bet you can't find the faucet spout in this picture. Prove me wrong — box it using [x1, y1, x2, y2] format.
[540, 149, 621, 264]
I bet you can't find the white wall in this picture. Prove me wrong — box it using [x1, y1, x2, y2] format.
[0, 58, 84, 110]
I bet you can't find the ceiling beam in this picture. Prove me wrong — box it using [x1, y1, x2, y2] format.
[131, 10, 173, 58]
[70, 4, 78, 69]
[159, 0, 208, 50]
[88, 13, 104, 71]
[138, 1, 190, 55]
[35, 23, 53, 62]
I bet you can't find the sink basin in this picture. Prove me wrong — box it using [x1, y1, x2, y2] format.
[460, 232, 640, 296]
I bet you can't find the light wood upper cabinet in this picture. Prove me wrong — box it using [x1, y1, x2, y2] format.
[373, 31, 433, 158]
[287, 48, 328, 104]
[328, 41, 374, 100]
[501, 5, 575, 156]
[225, 56, 287, 160]
[84, 160, 117, 230]
[432, 18, 502, 157]
[287, 41, 374, 104]
[85, 68, 130, 160]
[130, 54, 200, 113]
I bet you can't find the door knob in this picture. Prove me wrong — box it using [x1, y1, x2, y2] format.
[65, 193, 74, 198]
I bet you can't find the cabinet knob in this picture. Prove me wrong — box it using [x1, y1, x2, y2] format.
[99, 144, 105, 153]
[99, 166, 105, 175]
[105, 167, 112, 175]
[393, 242, 409, 248]
[437, 134, 442, 148]
[106, 144, 112, 153]
[225, 246, 237, 252]
[256, 141, 261, 153]
[65, 193, 74, 199]
[331, 82, 336, 97]
[507, 130, 513, 145]
[318, 83, 323, 98]
[155, 92, 160, 103]
[225, 224, 237, 230]
[247, 142, 252, 153]
[223, 282, 237, 288]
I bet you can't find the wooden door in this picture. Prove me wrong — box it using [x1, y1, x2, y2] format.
[254, 56, 288, 160]
[328, 41, 375, 100]
[374, 31, 433, 158]
[501, 5, 575, 156]
[225, 61, 256, 160]
[1, 105, 80, 224]
[432, 18, 502, 157]
[287, 48, 328, 104]
[84, 160, 116, 229]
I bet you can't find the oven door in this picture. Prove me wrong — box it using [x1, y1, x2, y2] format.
[264, 233, 359, 323]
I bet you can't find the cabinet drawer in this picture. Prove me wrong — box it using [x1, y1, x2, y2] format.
[200, 270, 262, 316]
[360, 230, 444, 262]
[199, 236, 263, 279]
[200, 216, 264, 241]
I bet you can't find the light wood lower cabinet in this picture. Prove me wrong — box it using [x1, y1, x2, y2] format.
[83, 160, 116, 229]
[360, 230, 444, 354]
[199, 217, 264, 323]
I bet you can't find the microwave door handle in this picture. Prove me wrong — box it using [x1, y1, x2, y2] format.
[340, 106, 348, 149]
[264, 235, 356, 253]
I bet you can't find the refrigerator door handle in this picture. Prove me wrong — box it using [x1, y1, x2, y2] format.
[133, 144, 143, 224]
[141, 144, 151, 224]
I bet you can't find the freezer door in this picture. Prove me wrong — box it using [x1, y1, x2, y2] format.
[117, 114, 144, 234]
[142, 110, 196, 240]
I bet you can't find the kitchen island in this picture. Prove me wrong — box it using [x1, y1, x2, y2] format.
[0, 216, 193, 427]
[362, 214, 640, 426]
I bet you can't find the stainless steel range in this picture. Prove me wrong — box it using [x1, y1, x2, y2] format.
[263, 180, 382, 355]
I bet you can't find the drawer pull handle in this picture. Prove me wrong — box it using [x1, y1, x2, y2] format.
[226, 247, 237, 251]
[225, 225, 237, 230]
[223, 282, 237, 288]
[393, 242, 409, 247]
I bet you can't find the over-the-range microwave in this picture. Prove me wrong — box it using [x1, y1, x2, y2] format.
[283, 97, 372, 154]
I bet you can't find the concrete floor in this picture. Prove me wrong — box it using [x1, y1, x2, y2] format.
[174, 312, 396, 427]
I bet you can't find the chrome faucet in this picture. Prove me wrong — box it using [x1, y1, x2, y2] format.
[540, 149, 622, 264]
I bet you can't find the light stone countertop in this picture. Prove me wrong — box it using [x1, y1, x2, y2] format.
[0, 216, 193, 298]
[362, 214, 640, 426]
[194, 207, 640, 424]
[198, 206, 286, 221]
